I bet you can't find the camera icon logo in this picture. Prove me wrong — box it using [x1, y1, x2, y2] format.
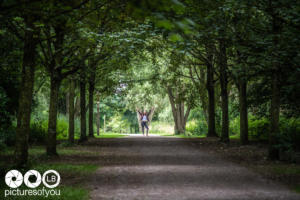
[24, 170, 42, 188]
[5, 170, 23, 188]
[5, 169, 60, 188]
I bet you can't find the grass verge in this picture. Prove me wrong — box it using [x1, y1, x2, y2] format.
[0, 144, 99, 199]
[94, 132, 126, 138]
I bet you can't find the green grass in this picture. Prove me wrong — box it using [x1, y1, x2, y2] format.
[34, 163, 98, 175]
[150, 131, 208, 138]
[94, 132, 126, 138]
[151, 132, 206, 138]
[271, 165, 300, 176]
[176, 134, 206, 138]
[0, 147, 98, 199]
[151, 132, 175, 137]
[230, 134, 240, 139]
[0, 163, 96, 200]
[1, 146, 100, 157]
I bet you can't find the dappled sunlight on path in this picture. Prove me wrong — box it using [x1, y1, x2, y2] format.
[88, 137, 299, 200]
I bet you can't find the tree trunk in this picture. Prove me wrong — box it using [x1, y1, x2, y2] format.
[205, 43, 217, 137]
[136, 111, 142, 133]
[206, 63, 217, 137]
[68, 78, 75, 144]
[96, 101, 100, 136]
[269, 72, 280, 160]
[66, 92, 69, 115]
[175, 102, 191, 134]
[268, 8, 281, 160]
[47, 23, 65, 155]
[88, 74, 95, 137]
[176, 103, 185, 134]
[103, 115, 106, 133]
[184, 104, 191, 131]
[188, 67, 208, 126]
[74, 96, 80, 118]
[167, 87, 180, 134]
[199, 69, 209, 125]
[167, 87, 190, 134]
[239, 80, 248, 145]
[79, 76, 87, 142]
[201, 103, 208, 126]
[47, 75, 61, 156]
[14, 19, 38, 167]
[148, 107, 155, 126]
[219, 39, 229, 143]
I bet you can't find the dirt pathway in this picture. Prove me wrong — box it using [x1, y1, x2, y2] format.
[88, 136, 299, 200]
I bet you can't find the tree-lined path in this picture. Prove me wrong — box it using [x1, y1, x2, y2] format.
[87, 136, 299, 200]
[1, 1, 300, 199]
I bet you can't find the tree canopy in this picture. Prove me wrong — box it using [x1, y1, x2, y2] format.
[0, 0, 299, 167]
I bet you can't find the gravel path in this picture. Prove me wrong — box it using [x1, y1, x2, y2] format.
[89, 136, 300, 200]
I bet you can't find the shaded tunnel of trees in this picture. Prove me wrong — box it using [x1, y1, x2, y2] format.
[0, 0, 299, 168]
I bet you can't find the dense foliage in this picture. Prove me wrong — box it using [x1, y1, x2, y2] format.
[0, 0, 299, 167]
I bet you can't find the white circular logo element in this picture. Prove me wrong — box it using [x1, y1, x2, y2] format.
[42, 170, 60, 188]
[24, 170, 42, 188]
[5, 170, 23, 188]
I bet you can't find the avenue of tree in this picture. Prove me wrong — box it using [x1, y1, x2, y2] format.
[0, 0, 299, 167]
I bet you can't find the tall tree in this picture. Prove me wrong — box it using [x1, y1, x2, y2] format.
[96, 93, 100, 136]
[268, 8, 281, 160]
[206, 44, 217, 137]
[88, 64, 96, 138]
[218, 38, 229, 143]
[14, 16, 39, 166]
[238, 77, 248, 145]
[79, 66, 87, 142]
[68, 78, 75, 143]
[46, 23, 66, 155]
[167, 86, 191, 134]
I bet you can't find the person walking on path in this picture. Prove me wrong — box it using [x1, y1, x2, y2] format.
[137, 109, 151, 136]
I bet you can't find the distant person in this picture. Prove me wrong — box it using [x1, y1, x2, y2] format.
[137, 109, 151, 136]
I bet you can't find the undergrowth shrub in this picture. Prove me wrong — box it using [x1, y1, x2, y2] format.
[276, 118, 300, 152]
[28, 116, 70, 144]
[149, 121, 174, 134]
[56, 117, 68, 140]
[229, 117, 240, 136]
[248, 116, 269, 141]
[185, 120, 207, 136]
[29, 121, 46, 144]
